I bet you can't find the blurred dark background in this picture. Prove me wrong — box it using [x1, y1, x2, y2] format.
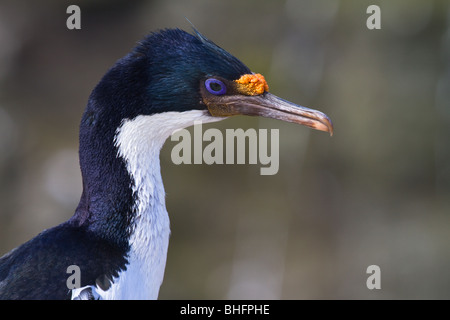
[0, 0, 449, 299]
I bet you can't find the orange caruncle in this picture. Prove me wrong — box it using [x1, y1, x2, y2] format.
[234, 73, 269, 96]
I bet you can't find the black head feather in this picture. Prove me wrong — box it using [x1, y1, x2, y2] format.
[133, 28, 251, 114]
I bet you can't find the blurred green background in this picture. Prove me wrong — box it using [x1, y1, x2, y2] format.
[0, 0, 449, 299]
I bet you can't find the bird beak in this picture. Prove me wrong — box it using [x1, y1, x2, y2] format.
[205, 92, 334, 136]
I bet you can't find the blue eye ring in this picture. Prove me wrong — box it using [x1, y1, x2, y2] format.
[205, 78, 227, 95]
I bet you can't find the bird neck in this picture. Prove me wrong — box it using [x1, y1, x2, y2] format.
[71, 108, 223, 298]
[114, 114, 171, 252]
[103, 114, 172, 299]
[72, 109, 223, 248]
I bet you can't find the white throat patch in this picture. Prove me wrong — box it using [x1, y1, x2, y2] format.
[89, 110, 223, 299]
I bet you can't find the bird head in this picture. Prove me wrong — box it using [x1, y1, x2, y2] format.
[87, 28, 333, 136]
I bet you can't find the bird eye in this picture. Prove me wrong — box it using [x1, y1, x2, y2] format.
[205, 78, 226, 95]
